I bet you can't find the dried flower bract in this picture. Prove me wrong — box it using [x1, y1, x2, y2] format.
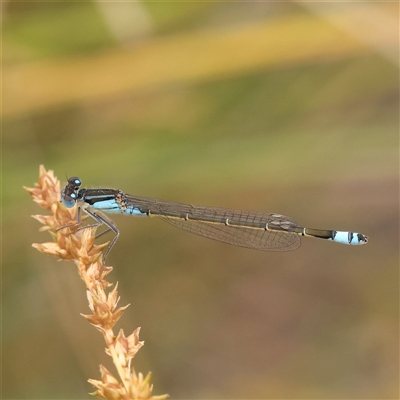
[25, 165, 168, 400]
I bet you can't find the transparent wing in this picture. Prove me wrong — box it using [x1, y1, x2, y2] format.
[157, 212, 301, 251]
[125, 195, 302, 251]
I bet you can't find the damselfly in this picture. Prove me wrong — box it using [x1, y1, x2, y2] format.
[60, 177, 368, 261]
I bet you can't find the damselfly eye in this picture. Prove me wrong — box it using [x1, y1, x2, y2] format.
[68, 176, 81, 188]
[61, 191, 77, 208]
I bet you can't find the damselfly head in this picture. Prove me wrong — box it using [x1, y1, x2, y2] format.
[61, 176, 82, 208]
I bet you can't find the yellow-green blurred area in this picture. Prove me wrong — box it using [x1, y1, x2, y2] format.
[3, 1, 399, 399]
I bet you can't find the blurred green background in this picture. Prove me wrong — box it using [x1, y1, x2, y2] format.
[3, 2, 399, 399]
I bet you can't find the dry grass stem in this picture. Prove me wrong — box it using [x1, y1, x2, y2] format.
[25, 165, 168, 400]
